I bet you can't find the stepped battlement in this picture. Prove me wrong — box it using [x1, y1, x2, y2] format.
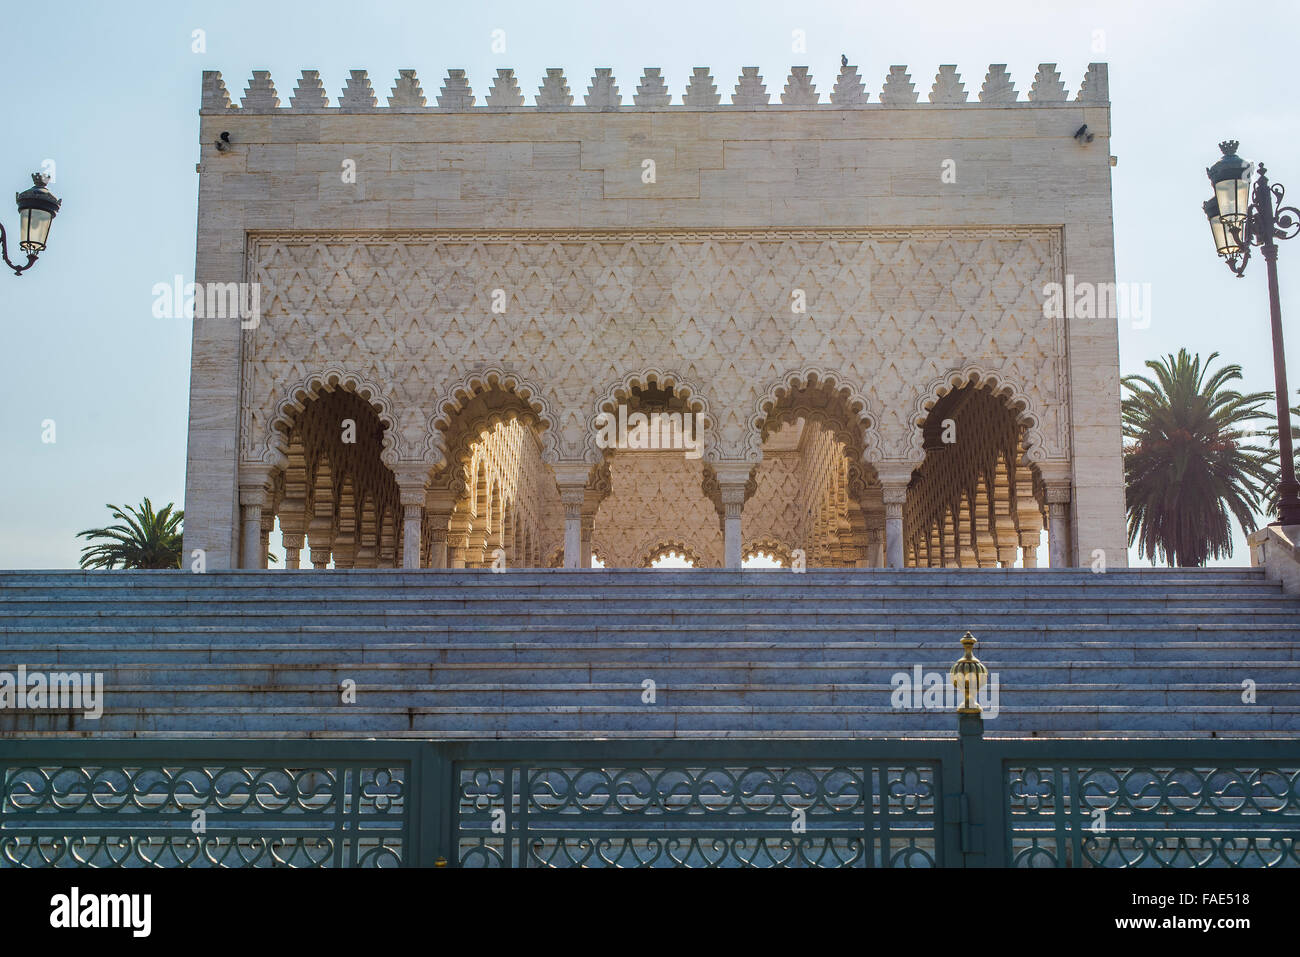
[201, 63, 1108, 113]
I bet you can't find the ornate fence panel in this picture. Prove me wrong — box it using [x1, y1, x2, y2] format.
[973, 738, 1300, 868]
[447, 741, 960, 868]
[0, 742, 417, 867]
[1, 735, 1296, 867]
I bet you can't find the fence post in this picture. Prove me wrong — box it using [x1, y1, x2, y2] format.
[413, 742, 453, 867]
[952, 633, 1006, 867]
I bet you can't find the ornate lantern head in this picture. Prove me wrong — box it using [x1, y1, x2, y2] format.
[15, 173, 62, 254]
[1207, 140, 1253, 228]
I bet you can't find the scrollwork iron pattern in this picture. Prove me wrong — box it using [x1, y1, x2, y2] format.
[456, 762, 940, 867]
[1007, 764, 1300, 868]
[0, 763, 407, 867]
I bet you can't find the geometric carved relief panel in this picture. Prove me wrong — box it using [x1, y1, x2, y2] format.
[241, 228, 1068, 470]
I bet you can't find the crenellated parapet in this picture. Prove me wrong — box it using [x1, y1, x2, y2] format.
[201, 63, 1108, 113]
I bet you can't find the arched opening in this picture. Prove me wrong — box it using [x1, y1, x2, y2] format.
[904, 380, 1047, 567]
[267, 386, 400, 569]
[425, 372, 562, 570]
[745, 374, 881, 568]
[590, 378, 721, 568]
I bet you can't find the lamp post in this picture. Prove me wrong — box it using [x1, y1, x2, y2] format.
[2, 173, 62, 276]
[1204, 141, 1300, 527]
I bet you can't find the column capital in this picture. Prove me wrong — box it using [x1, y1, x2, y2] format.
[424, 487, 457, 514]
[875, 461, 919, 487]
[552, 462, 593, 488]
[711, 461, 753, 486]
[719, 483, 748, 505]
[239, 484, 269, 508]
[881, 484, 908, 520]
[1044, 483, 1072, 505]
[399, 487, 428, 508]
[392, 464, 432, 493]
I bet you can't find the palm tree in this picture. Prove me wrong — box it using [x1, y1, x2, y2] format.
[1122, 350, 1274, 566]
[77, 499, 184, 569]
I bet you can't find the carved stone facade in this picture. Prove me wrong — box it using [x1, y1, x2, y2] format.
[184, 62, 1126, 571]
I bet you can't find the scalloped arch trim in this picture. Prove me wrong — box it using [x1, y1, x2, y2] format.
[907, 365, 1047, 463]
[427, 367, 560, 466]
[264, 368, 400, 468]
[584, 369, 718, 465]
[746, 367, 882, 464]
[635, 537, 711, 568]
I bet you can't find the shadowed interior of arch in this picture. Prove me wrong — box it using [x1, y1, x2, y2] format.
[264, 387, 401, 569]
[905, 380, 1048, 568]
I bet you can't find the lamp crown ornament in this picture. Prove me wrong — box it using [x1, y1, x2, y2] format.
[1207, 138, 1252, 186]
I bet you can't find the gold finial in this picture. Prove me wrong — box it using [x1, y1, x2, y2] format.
[949, 631, 988, 714]
[434, 857, 447, 868]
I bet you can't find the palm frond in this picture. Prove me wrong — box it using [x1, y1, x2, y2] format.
[1122, 349, 1274, 566]
[77, 498, 184, 569]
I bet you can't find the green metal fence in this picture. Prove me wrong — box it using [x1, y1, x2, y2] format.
[0, 722, 1295, 867]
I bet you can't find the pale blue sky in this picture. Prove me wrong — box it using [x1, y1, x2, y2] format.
[2, 0, 1297, 568]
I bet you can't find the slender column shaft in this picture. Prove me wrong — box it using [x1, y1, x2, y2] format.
[882, 484, 907, 569]
[240, 503, 263, 571]
[401, 505, 423, 569]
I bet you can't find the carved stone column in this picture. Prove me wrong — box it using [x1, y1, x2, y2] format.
[448, 515, 470, 569]
[281, 533, 302, 570]
[579, 512, 596, 568]
[393, 466, 430, 570]
[881, 484, 908, 569]
[579, 486, 604, 569]
[561, 489, 584, 568]
[427, 525, 449, 569]
[464, 527, 487, 568]
[865, 527, 884, 568]
[1019, 530, 1040, 568]
[1045, 483, 1073, 568]
[259, 510, 275, 570]
[708, 463, 751, 570]
[719, 486, 744, 569]
[552, 463, 592, 570]
[238, 482, 268, 571]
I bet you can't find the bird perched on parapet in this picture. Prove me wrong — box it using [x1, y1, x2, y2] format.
[841, 54, 848, 67]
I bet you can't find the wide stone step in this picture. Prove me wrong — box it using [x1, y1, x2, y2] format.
[8, 660, 1296, 685]
[0, 568, 1271, 587]
[4, 609, 1297, 632]
[7, 643, 1299, 674]
[13, 680, 1295, 708]
[0, 704, 1293, 736]
[7, 623, 1299, 644]
[0, 580, 1283, 602]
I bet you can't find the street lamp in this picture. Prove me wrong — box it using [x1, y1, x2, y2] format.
[2, 173, 62, 276]
[1204, 140, 1300, 526]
